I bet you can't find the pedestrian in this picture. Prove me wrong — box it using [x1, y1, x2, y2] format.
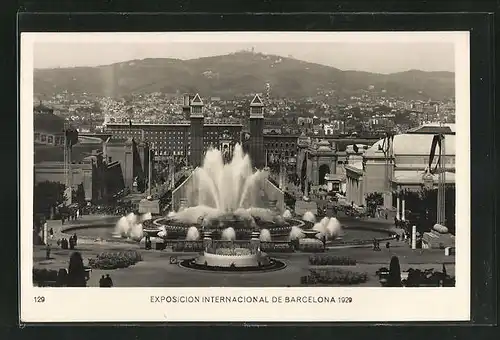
[99, 275, 106, 287]
[73, 233, 78, 246]
[45, 243, 51, 260]
[76, 209, 80, 219]
[105, 274, 113, 287]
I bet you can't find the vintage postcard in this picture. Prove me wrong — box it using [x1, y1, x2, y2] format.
[20, 31, 470, 322]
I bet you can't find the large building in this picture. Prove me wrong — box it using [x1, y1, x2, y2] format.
[345, 123, 456, 208]
[105, 94, 244, 163]
[34, 104, 66, 146]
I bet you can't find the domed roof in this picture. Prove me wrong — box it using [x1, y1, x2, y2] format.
[365, 133, 455, 157]
[317, 139, 331, 147]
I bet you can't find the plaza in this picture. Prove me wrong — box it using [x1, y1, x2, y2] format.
[33, 214, 455, 287]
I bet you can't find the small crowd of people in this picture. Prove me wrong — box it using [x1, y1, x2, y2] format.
[99, 274, 114, 287]
[61, 209, 80, 224]
[57, 233, 78, 250]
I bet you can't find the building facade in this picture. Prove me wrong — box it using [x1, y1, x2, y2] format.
[104, 94, 244, 163]
[345, 124, 456, 208]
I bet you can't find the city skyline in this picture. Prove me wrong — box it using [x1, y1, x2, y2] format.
[33, 36, 455, 74]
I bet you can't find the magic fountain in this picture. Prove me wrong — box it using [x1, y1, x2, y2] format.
[143, 143, 310, 241]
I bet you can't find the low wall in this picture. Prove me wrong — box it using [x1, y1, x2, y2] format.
[263, 179, 285, 213]
[171, 172, 195, 211]
[195, 251, 268, 267]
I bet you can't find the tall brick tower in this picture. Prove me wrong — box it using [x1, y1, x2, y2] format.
[189, 93, 204, 167]
[182, 93, 191, 120]
[248, 94, 265, 169]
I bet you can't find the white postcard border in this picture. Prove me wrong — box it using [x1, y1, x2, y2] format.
[20, 31, 470, 323]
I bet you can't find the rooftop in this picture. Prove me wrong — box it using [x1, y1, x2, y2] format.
[365, 133, 455, 157]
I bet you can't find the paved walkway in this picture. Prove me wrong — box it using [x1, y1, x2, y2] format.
[46, 214, 119, 245]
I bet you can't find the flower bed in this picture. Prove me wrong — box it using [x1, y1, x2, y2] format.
[309, 255, 357, 266]
[301, 268, 368, 285]
[88, 250, 143, 270]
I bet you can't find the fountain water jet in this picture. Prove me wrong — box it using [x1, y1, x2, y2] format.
[289, 226, 306, 240]
[186, 226, 200, 241]
[312, 217, 342, 240]
[259, 229, 271, 242]
[114, 213, 148, 241]
[302, 211, 316, 223]
[187, 144, 269, 212]
[221, 227, 236, 241]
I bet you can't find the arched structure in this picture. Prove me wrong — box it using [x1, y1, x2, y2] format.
[318, 164, 330, 185]
[303, 140, 338, 189]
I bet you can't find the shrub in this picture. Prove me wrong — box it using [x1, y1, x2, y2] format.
[387, 256, 402, 287]
[403, 267, 456, 287]
[33, 268, 68, 287]
[304, 268, 368, 285]
[89, 250, 143, 270]
[309, 255, 356, 266]
[68, 252, 87, 287]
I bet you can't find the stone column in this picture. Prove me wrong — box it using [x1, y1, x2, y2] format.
[401, 198, 406, 221]
[347, 177, 352, 202]
[358, 177, 364, 206]
[411, 225, 417, 250]
[396, 194, 400, 221]
[43, 222, 48, 245]
[313, 158, 319, 186]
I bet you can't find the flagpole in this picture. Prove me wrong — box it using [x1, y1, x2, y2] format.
[442, 135, 446, 225]
[148, 144, 152, 197]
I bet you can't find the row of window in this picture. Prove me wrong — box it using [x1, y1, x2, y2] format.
[265, 142, 296, 149]
[112, 130, 188, 135]
[34, 133, 65, 146]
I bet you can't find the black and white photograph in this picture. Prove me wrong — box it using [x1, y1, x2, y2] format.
[20, 31, 470, 322]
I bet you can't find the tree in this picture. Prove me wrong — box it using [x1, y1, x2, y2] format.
[67, 252, 87, 287]
[34, 181, 67, 217]
[387, 256, 402, 287]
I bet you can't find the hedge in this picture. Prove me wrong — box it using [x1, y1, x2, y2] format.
[302, 268, 368, 285]
[88, 250, 143, 270]
[309, 255, 356, 266]
[33, 268, 68, 287]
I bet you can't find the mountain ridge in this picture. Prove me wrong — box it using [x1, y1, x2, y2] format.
[34, 52, 455, 100]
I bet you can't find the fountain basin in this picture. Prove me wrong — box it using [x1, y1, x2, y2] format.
[194, 249, 271, 268]
[144, 216, 307, 240]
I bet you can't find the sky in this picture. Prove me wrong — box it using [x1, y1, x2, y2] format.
[32, 35, 456, 74]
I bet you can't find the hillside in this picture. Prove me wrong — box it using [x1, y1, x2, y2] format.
[33, 52, 455, 100]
